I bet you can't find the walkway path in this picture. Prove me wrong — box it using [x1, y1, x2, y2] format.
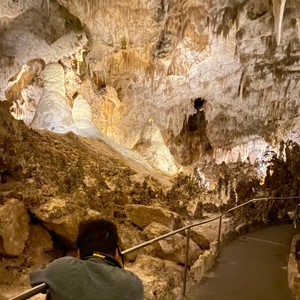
[187, 224, 296, 300]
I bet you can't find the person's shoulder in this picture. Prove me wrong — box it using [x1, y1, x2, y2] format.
[30, 257, 80, 286]
[51, 256, 77, 263]
[119, 269, 144, 299]
[47, 256, 78, 268]
[57, 256, 77, 262]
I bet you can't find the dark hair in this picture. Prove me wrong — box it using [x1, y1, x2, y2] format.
[76, 219, 119, 259]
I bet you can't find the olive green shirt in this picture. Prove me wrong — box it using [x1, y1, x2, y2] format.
[30, 256, 144, 300]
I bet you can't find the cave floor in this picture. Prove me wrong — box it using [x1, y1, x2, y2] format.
[186, 224, 296, 300]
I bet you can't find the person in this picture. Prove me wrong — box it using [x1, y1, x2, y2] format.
[30, 218, 144, 300]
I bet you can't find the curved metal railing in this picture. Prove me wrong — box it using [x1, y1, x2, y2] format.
[9, 196, 300, 300]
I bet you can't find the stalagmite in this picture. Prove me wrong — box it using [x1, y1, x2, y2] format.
[72, 94, 103, 138]
[30, 63, 74, 133]
[134, 118, 179, 175]
[272, 0, 287, 46]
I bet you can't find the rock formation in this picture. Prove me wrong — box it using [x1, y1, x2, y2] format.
[1, 0, 300, 167]
[1, 0, 300, 299]
[0, 199, 29, 256]
[31, 63, 74, 133]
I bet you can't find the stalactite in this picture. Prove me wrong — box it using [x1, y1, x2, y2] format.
[272, 0, 287, 46]
[238, 71, 245, 100]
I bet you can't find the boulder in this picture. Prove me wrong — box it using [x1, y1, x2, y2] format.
[125, 204, 181, 230]
[0, 199, 29, 256]
[143, 222, 201, 265]
[32, 197, 101, 246]
[28, 224, 53, 252]
[190, 222, 219, 243]
[118, 223, 146, 262]
[127, 254, 184, 300]
[26, 224, 53, 266]
[143, 222, 171, 239]
[190, 228, 210, 250]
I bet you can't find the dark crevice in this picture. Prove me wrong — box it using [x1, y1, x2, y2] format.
[194, 98, 205, 110]
[169, 98, 212, 165]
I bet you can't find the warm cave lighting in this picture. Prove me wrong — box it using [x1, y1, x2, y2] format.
[257, 145, 277, 184]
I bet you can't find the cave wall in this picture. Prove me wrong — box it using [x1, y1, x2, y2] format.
[1, 0, 300, 167]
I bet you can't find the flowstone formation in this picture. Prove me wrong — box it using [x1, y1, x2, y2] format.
[1, 0, 300, 168]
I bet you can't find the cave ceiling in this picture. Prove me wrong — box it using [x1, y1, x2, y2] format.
[1, 0, 300, 169]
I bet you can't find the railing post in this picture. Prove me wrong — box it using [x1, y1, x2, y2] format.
[217, 216, 222, 255]
[182, 228, 190, 297]
[294, 204, 300, 229]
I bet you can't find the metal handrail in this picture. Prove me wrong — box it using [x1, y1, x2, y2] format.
[123, 196, 299, 254]
[9, 196, 300, 300]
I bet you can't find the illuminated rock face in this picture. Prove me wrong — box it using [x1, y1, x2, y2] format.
[30, 63, 106, 139]
[1, 0, 300, 167]
[0, 199, 29, 256]
[31, 63, 74, 133]
[213, 137, 270, 164]
[134, 119, 179, 175]
[0, 0, 88, 101]
[53, 0, 300, 162]
[72, 95, 93, 129]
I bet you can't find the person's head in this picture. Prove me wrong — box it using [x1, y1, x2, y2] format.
[76, 218, 121, 260]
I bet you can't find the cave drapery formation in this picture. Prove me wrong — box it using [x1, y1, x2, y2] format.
[1, 0, 300, 175]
